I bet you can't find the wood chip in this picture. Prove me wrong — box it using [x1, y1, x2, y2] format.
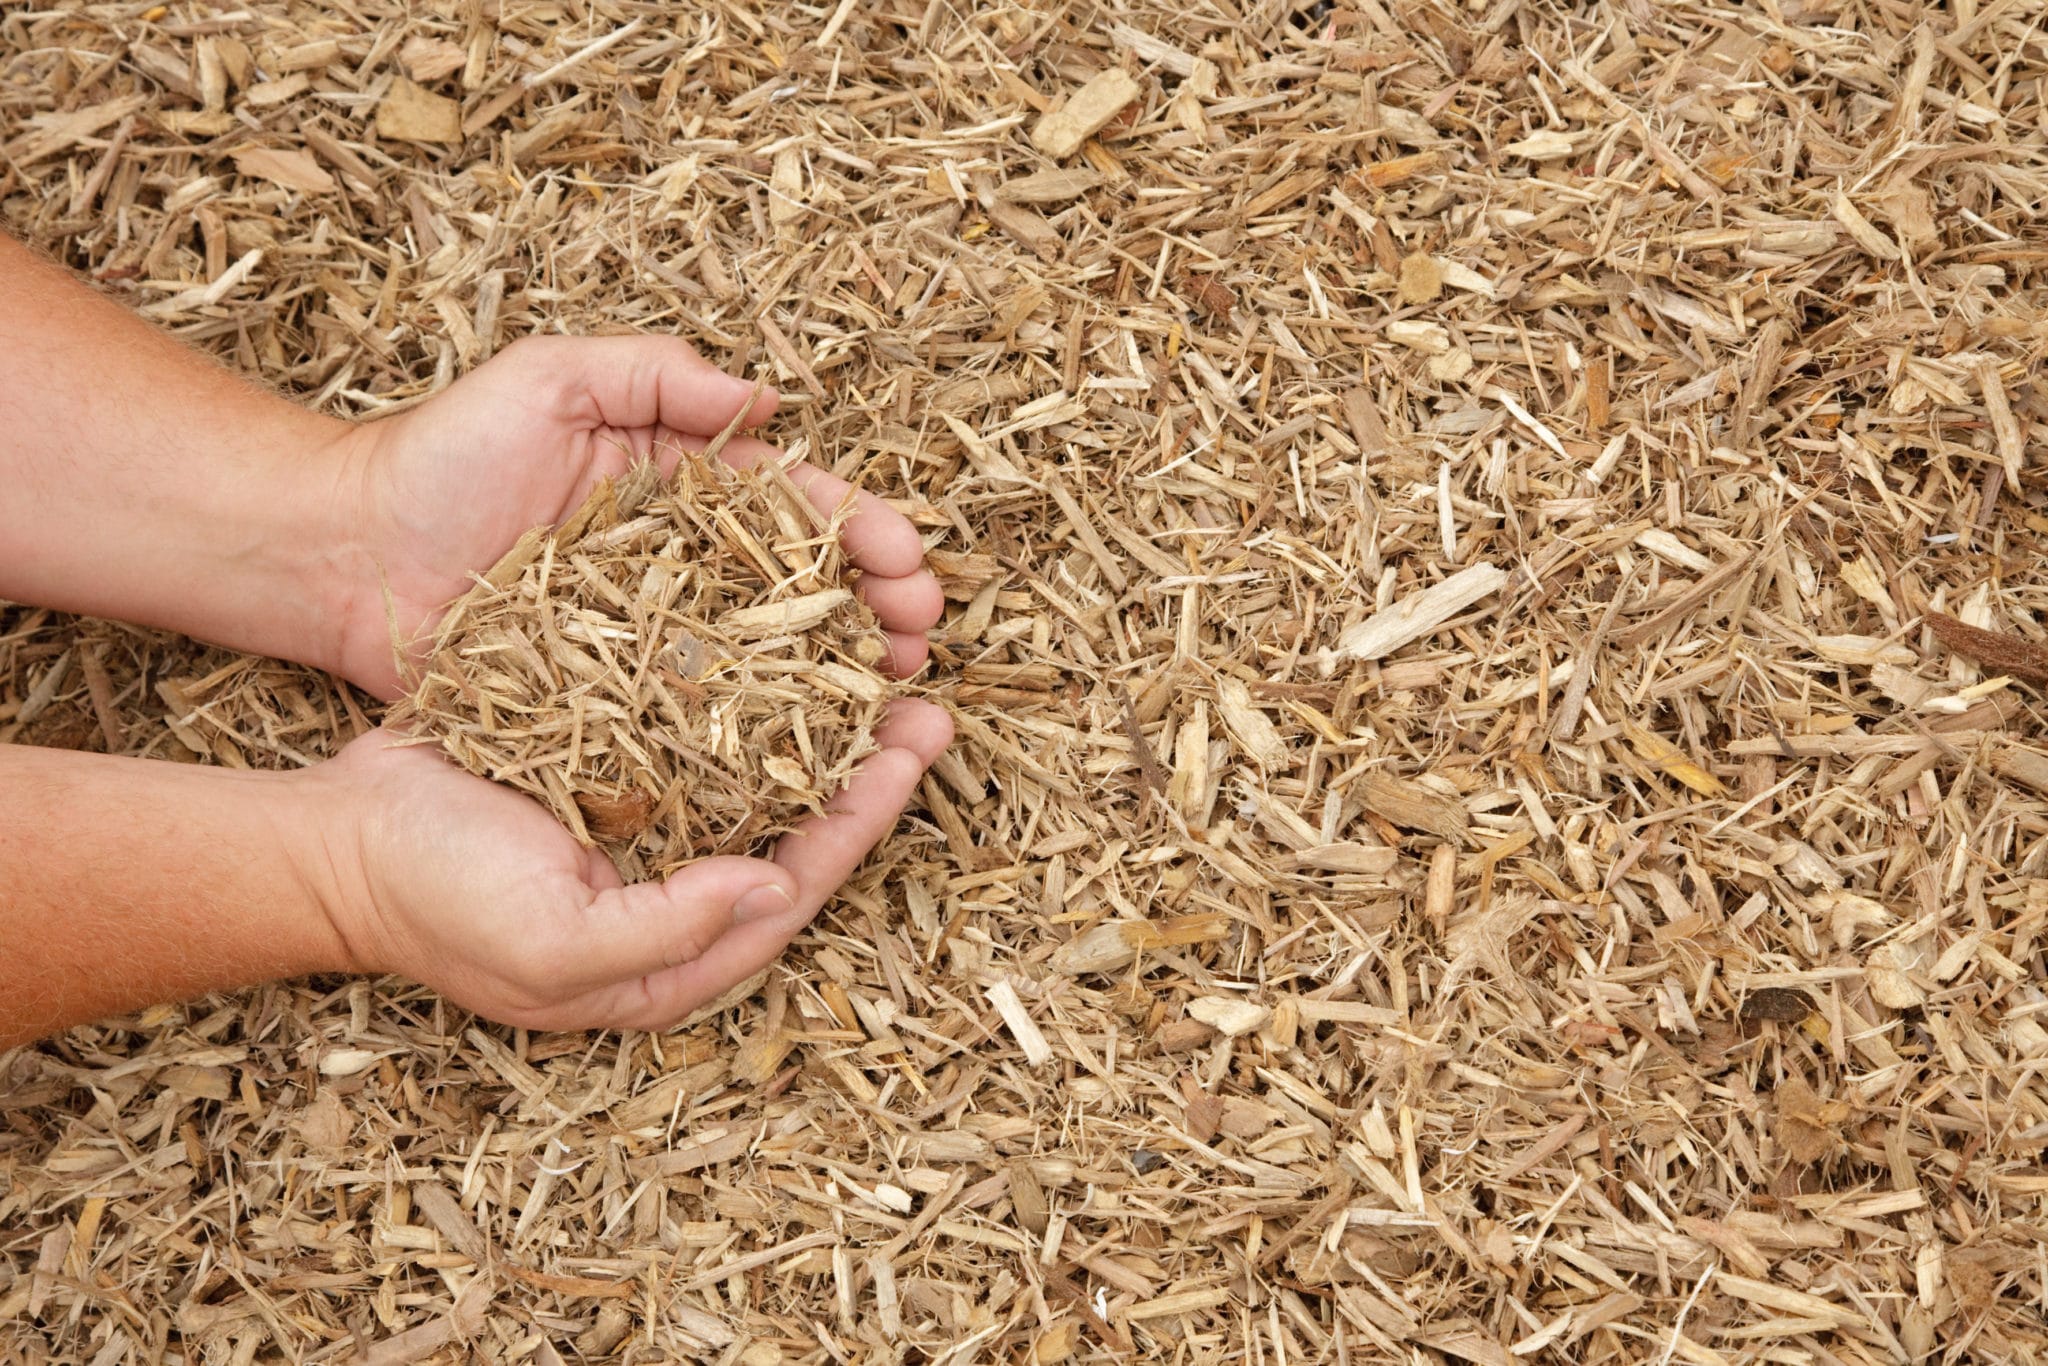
[1330, 563, 1508, 663]
[230, 145, 335, 195]
[985, 979, 1051, 1066]
[1031, 69, 1141, 160]
[1925, 612, 2048, 684]
[1185, 997, 1270, 1038]
[376, 77, 462, 144]
[8, 3, 2048, 1358]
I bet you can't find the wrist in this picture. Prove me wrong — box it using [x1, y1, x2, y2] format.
[221, 411, 386, 691]
[0, 749, 365, 1045]
[118, 399, 371, 684]
[287, 419, 391, 694]
[297, 417, 430, 701]
[269, 758, 384, 979]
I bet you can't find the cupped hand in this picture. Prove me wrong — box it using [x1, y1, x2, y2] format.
[328, 335, 943, 698]
[304, 699, 953, 1031]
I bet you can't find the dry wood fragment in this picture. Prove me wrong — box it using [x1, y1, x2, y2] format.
[230, 146, 335, 195]
[1621, 721, 1726, 798]
[1396, 253, 1443, 304]
[376, 78, 462, 144]
[1352, 151, 1439, 188]
[390, 458, 890, 879]
[1716, 1273, 1861, 1330]
[1811, 634, 1916, 667]
[998, 167, 1099, 203]
[1356, 772, 1467, 841]
[1031, 69, 1140, 160]
[1865, 944, 1929, 1008]
[1284, 843, 1399, 875]
[1212, 677, 1285, 770]
[1118, 682, 1169, 796]
[1328, 562, 1507, 664]
[1387, 318, 1449, 353]
[1975, 359, 2027, 486]
[1186, 997, 1269, 1037]
[1179, 268, 1235, 322]
[1925, 612, 2048, 683]
[1504, 130, 1578, 160]
[1990, 743, 2048, 795]
[1831, 192, 1901, 261]
[1051, 915, 1229, 976]
[986, 979, 1051, 1065]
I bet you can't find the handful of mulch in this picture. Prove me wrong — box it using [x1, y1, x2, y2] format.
[388, 453, 893, 881]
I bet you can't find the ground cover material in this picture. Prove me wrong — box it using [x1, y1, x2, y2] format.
[5, 2, 2048, 1363]
[389, 455, 892, 880]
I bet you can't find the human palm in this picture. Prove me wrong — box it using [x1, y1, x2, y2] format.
[320, 700, 951, 1031]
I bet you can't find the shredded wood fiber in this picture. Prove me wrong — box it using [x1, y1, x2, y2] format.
[390, 455, 891, 879]
[8, 1, 2048, 1363]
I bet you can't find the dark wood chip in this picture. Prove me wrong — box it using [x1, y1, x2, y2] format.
[1741, 988, 1814, 1023]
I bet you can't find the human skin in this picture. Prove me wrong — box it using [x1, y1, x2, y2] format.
[0, 233, 951, 1047]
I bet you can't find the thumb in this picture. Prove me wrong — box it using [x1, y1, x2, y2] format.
[565, 855, 800, 989]
[480, 334, 779, 437]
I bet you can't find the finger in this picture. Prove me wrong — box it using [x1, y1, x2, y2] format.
[494, 334, 779, 438]
[584, 701, 953, 1029]
[877, 629, 930, 678]
[558, 854, 799, 989]
[856, 570, 946, 633]
[594, 749, 934, 1030]
[768, 700, 954, 900]
[681, 433, 929, 578]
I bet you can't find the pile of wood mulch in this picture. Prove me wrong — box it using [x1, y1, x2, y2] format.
[6, 2, 2048, 1363]
[389, 455, 893, 880]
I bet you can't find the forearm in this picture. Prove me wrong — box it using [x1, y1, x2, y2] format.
[0, 744, 355, 1047]
[0, 234, 367, 675]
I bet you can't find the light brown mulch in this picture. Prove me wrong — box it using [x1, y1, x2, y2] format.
[5, 2, 2048, 1362]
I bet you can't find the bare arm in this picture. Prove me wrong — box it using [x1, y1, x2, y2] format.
[0, 744, 350, 1048]
[0, 236, 952, 1045]
[0, 703, 952, 1047]
[0, 234, 363, 677]
[0, 235, 940, 697]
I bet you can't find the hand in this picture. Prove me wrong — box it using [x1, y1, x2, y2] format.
[303, 700, 953, 1031]
[300, 335, 955, 1027]
[327, 335, 944, 697]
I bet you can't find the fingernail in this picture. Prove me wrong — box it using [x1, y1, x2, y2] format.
[733, 882, 795, 924]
